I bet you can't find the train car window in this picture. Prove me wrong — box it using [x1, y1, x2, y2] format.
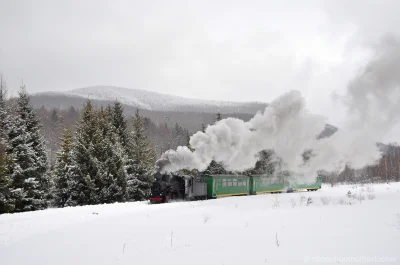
[222, 181, 227, 187]
[233, 182, 237, 186]
[228, 182, 232, 186]
[238, 181, 242, 186]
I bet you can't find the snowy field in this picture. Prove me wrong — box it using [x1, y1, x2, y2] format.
[1, 183, 400, 265]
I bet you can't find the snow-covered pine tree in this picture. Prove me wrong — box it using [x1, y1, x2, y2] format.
[0, 141, 14, 213]
[6, 86, 49, 212]
[0, 82, 14, 213]
[186, 131, 192, 151]
[95, 107, 127, 203]
[6, 111, 31, 211]
[17, 86, 48, 180]
[67, 100, 100, 206]
[203, 160, 227, 175]
[47, 108, 64, 169]
[52, 127, 74, 207]
[126, 109, 157, 201]
[0, 75, 7, 140]
[67, 102, 128, 206]
[243, 150, 276, 175]
[0, 76, 9, 158]
[111, 101, 129, 149]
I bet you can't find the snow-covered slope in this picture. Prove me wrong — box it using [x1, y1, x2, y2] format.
[33, 86, 268, 114]
[1, 183, 399, 265]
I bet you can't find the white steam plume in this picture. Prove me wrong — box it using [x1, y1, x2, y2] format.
[306, 36, 400, 175]
[157, 36, 400, 182]
[158, 90, 326, 178]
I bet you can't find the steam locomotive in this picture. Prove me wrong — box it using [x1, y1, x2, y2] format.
[149, 171, 322, 203]
[149, 172, 208, 203]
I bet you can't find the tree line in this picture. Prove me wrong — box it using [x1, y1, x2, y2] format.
[36, 105, 190, 167]
[0, 81, 156, 213]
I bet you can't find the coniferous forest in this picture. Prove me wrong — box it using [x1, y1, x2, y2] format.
[0, 80, 159, 213]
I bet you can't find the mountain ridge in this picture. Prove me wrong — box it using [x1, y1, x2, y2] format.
[30, 85, 339, 136]
[33, 85, 268, 114]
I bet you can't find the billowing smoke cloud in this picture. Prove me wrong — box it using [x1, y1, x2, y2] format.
[157, 36, 400, 182]
[157, 90, 327, 178]
[306, 36, 400, 175]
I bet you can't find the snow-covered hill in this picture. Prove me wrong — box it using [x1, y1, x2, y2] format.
[33, 86, 268, 114]
[1, 182, 399, 265]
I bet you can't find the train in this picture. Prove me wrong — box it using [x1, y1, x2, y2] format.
[149, 172, 322, 203]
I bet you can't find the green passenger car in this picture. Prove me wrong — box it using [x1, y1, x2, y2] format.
[204, 174, 322, 199]
[206, 175, 251, 199]
[250, 174, 322, 194]
[290, 175, 322, 191]
[249, 174, 287, 195]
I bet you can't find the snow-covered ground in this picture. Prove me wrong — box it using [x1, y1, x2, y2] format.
[1, 183, 400, 265]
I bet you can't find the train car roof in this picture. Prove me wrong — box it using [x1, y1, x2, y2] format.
[207, 174, 250, 178]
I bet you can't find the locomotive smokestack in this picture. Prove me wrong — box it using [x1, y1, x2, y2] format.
[155, 157, 171, 173]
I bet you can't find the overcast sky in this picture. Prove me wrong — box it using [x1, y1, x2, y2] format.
[1, 0, 399, 124]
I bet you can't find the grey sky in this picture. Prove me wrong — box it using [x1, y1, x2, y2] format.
[1, 0, 399, 125]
